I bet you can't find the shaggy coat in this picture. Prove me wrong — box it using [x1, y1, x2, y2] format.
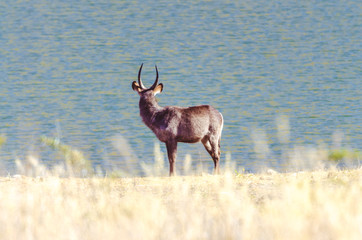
[132, 64, 223, 176]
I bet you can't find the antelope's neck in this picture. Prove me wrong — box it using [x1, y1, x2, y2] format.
[139, 97, 162, 127]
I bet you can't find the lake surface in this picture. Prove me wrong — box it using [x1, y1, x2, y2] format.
[0, 0, 361, 175]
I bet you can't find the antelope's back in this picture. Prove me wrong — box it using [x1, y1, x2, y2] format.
[175, 105, 223, 143]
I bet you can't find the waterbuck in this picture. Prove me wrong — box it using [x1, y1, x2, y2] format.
[132, 64, 223, 176]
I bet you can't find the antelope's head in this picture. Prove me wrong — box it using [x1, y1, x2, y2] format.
[132, 64, 163, 99]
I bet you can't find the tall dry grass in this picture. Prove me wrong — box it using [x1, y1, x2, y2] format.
[1, 123, 361, 239]
[0, 168, 361, 240]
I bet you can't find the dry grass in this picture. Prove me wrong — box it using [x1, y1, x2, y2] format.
[3, 134, 362, 239]
[0, 168, 361, 240]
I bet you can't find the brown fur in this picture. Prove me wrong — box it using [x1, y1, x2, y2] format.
[132, 64, 223, 176]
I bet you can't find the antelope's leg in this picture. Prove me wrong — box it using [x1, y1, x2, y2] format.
[202, 136, 220, 174]
[210, 137, 220, 174]
[166, 140, 177, 176]
[202, 137, 213, 157]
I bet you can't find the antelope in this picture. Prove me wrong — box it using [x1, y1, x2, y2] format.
[132, 64, 223, 176]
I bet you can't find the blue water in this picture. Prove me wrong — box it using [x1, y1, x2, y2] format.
[0, 0, 361, 175]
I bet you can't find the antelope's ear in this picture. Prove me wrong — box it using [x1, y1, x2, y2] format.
[132, 81, 142, 93]
[153, 83, 163, 95]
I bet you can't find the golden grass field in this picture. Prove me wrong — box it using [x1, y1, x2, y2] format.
[1, 168, 361, 240]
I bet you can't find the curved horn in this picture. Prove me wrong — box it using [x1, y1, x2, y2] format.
[150, 65, 159, 89]
[138, 63, 146, 89]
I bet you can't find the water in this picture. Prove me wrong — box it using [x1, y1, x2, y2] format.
[0, 0, 361, 175]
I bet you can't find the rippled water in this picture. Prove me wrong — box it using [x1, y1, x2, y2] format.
[0, 0, 361, 174]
